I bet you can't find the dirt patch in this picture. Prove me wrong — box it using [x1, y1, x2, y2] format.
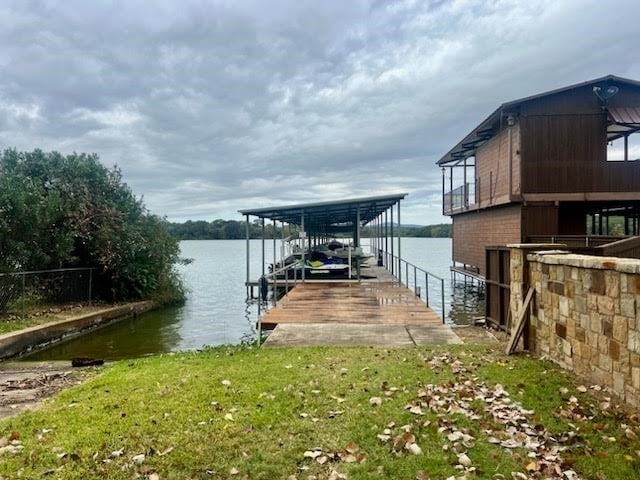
[0, 361, 99, 419]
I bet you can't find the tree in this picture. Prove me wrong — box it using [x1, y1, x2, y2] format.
[0, 149, 184, 303]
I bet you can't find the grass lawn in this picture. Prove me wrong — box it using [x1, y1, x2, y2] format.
[1, 345, 639, 479]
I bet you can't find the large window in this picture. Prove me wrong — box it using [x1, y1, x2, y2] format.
[607, 132, 640, 161]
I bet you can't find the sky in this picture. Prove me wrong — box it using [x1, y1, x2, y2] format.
[1, 0, 639, 225]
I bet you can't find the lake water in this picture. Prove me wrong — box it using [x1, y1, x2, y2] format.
[26, 238, 484, 360]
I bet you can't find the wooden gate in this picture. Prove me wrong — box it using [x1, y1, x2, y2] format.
[485, 246, 510, 329]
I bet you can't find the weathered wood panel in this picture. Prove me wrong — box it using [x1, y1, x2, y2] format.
[519, 81, 640, 195]
[476, 125, 519, 206]
[452, 205, 521, 275]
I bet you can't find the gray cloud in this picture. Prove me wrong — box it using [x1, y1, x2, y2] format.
[1, 0, 639, 224]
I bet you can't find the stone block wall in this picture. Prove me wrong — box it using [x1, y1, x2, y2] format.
[510, 249, 640, 408]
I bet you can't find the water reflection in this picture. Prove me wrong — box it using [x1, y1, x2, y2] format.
[27, 307, 185, 360]
[449, 280, 485, 325]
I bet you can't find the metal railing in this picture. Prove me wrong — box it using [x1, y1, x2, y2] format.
[527, 235, 626, 247]
[443, 183, 472, 215]
[0, 267, 95, 315]
[255, 262, 301, 345]
[378, 249, 446, 323]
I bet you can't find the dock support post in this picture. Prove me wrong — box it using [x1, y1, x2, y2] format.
[301, 212, 306, 282]
[261, 218, 265, 280]
[390, 207, 394, 276]
[273, 219, 277, 268]
[384, 210, 389, 269]
[245, 215, 250, 297]
[356, 206, 361, 281]
[397, 200, 402, 283]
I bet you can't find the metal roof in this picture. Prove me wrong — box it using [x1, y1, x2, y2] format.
[238, 193, 407, 233]
[437, 75, 640, 166]
[609, 106, 640, 126]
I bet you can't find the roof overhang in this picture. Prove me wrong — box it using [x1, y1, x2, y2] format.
[238, 193, 407, 233]
[608, 106, 640, 141]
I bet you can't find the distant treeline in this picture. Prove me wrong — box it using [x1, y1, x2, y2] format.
[167, 220, 451, 240]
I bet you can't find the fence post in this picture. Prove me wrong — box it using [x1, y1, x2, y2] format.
[414, 266, 417, 293]
[21, 273, 25, 315]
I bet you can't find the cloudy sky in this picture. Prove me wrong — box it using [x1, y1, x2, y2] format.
[1, 0, 639, 225]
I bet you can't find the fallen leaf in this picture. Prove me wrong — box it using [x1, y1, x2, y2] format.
[406, 443, 422, 455]
[457, 453, 472, 467]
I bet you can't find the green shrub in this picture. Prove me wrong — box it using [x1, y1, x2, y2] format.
[0, 148, 184, 304]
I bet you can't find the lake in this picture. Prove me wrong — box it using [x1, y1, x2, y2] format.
[26, 238, 484, 360]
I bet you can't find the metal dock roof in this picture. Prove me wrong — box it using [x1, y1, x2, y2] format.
[238, 193, 406, 232]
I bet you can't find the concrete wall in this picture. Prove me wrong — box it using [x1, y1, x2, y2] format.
[510, 247, 640, 408]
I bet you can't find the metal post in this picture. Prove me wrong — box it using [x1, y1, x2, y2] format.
[273, 274, 277, 307]
[405, 262, 408, 288]
[397, 200, 402, 281]
[21, 273, 25, 315]
[356, 206, 361, 281]
[384, 210, 388, 268]
[414, 265, 417, 294]
[425, 273, 429, 307]
[245, 215, 250, 297]
[441, 168, 446, 215]
[273, 219, 277, 268]
[390, 207, 394, 276]
[301, 212, 306, 282]
[261, 218, 265, 280]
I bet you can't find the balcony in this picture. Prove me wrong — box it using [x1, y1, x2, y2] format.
[443, 183, 474, 215]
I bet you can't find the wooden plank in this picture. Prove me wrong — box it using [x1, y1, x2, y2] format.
[505, 287, 534, 355]
[261, 281, 442, 327]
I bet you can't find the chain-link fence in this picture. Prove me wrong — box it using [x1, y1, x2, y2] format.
[0, 268, 95, 315]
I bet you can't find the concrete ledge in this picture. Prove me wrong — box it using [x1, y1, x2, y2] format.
[527, 252, 640, 274]
[262, 323, 462, 348]
[0, 301, 155, 360]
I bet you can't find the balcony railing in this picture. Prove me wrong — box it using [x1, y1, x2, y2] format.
[443, 183, 473, 215]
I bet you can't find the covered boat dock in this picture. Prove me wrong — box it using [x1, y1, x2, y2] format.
[238, 194, 460, 347]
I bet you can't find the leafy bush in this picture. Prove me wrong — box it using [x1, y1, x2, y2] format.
[0, 149, 184, 303]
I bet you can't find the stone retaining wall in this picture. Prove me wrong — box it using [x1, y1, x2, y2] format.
[510, 248, 640, 408]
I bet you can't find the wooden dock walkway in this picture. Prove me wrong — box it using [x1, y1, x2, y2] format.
[261, 282, 442, 327]
[261, 262, 461, 347]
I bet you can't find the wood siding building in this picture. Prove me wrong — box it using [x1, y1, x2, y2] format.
[439, 75, 640, 276]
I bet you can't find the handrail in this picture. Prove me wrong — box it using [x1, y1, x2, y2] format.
[378, 248, 446, 323]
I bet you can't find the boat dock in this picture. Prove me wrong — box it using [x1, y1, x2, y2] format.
[238, 194, 461, 347]
[261, 260, 460, 347]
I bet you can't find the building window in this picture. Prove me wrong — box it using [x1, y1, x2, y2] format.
[607, 132, 640, 161]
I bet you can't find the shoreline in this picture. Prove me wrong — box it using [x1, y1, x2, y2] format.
[0, 301, 155, 361]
